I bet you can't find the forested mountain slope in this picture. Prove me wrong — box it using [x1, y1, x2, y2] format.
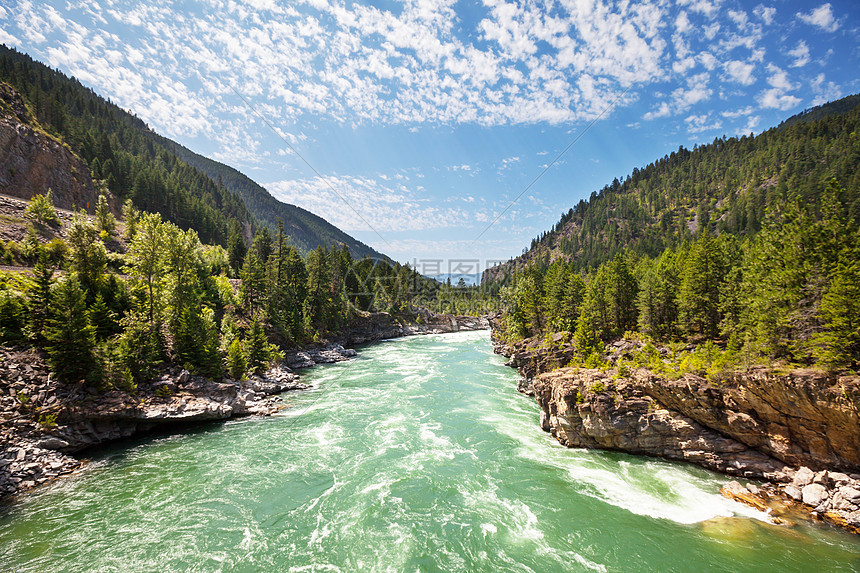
[159, 137, 385, 259]
[0, 45, 384, 259]
[491, 94, 860, 371]
[484, 93, 860, 281]
[0, 45, 251, 247]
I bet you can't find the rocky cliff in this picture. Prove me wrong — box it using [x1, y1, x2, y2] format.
[0, 346, 308, 499]
[533, 368, 791, 481]
[635, 368, 860, 473]
[0, 82, 99, 210]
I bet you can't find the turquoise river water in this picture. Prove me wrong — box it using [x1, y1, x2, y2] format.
[1, 331, 859, 572]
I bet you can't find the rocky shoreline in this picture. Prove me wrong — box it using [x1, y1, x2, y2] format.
[492, 325, 860, 534]
[0, 312, 487, 501]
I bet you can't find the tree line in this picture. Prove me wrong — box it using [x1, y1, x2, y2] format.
[499, 179, 859, 370]
[507, 93, 860, 276]
[0, 192, 489, 389]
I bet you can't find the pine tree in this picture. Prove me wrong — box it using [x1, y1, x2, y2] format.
[227, 222, 246, 275]
[95, 191, 115, 234]
[239, 249, 267, 315]
[26, 246, 53, 344]
[125, 212, 165, 326]
[606, 253, 638, 336]
[678, 233, 728, 340]
[244, 315, 271, 375]
[174, 305, 222, 377]
[116, 311, 163, 384]
[813, 234, 860, 368]
[66, 210, 107, 295]
[121, 198, 138, 240]
[226, 337, 246, 380]
[88, 292, 117, 339]
[44, 276, 98, 383]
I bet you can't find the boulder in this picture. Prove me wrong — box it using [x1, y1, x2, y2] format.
[838, 486, 860, 504]
[35, 437, 69, 450]
[721, 481, 769, 512]
[801, 483, 829, 507]
[783, 484, 803, 501]
[793, 466, 815, 487]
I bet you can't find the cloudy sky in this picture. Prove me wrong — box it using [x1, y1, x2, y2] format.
[2, 0, 858, 272]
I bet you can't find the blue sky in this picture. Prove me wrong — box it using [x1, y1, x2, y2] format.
[2, 0, 858, 273]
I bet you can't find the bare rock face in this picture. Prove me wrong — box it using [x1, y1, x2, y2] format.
[533, 368, 790, 481]
[634, 368, 860, 472]
[0, 83, 98, 210]
[493, 331, 577, 379]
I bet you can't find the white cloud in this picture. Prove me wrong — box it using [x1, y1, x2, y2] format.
[757, 88, 800, 110]
[765, 64, 795, 91]
[727, 10, 748, 28]
[723, 60, 756, 85]
[757, 64, 799, 110]
[797, 3, 840, 32]
[787, 41, 810, 68]
[676, 0, 721, 19]
[736, 114, 760, 135]
[0, 28, 20, 46]
[267, 175, 470, 233]
[810, 73, 842, 106]
[753, 4, 776, 25]
[721, 106, 755, 119]
[3, 0, 847, 164]
[685, 113, 722, 133]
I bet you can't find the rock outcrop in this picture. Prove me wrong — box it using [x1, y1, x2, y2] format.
[635, 368, 860, 473]
[0, 82, 99, 211]
[720, 467, 860, 533]
[497, 316, 860, 534]
[0, 347, 309, 499]
[533, 368, 791, 481]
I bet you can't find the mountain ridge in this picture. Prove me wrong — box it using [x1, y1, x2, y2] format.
[483, 93, 860, 283]
[0, 44, 385, 260]
[158, 135, 386, 260]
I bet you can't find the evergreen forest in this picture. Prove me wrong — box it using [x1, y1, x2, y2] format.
[493, 95, 860, 373]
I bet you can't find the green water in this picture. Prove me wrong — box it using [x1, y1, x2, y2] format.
[1, 331, 859, 572]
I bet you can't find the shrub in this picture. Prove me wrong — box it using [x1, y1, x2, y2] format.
[0, 284, 27, 342]
[44, 238, 68, 264]
[25, 190, 60, 227]
[95, 192, 115, 234]
[115, 312, 163, 384]
[37, 412, 57, 428]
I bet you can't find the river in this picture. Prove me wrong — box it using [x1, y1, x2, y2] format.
[1, 331, 858, 572]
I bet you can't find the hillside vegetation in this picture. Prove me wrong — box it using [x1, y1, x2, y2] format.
[0, 44, 384, 260]
[160, 136, 383, 259]
[487, 94, 860, 279]
[493, 94, 860, 373]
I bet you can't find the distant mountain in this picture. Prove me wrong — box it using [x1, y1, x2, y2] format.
[0, 44, 387, 259]
[159, 137, 386, 259]
[484, 92, 860, 283]
[426, 273, 482, 287]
